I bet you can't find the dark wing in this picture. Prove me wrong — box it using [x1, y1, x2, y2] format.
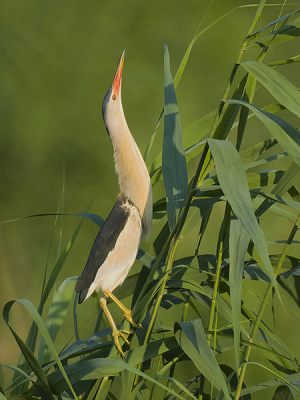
[75, 193, 130, 303]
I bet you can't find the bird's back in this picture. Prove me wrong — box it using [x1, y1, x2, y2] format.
[75, 193, 142, 303]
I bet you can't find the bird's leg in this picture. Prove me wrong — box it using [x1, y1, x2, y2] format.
[100, 293, 132, 357]
[104, 290, 141, 329]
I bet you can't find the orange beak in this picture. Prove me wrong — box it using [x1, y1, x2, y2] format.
[112, 50, 125, 98]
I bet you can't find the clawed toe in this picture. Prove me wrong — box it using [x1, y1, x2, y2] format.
[99, 291, 141, 356]
[120, 329, 134, 335]
[112, 329, 132, 357]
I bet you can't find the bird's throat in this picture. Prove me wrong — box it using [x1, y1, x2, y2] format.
[113, 134, 147, 206]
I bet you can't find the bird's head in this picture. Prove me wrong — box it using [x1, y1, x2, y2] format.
[102, 50, 125, 136]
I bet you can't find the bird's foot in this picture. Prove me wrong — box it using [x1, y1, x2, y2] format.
[123, 309, 141, 329]
[112, 328, 133, 357]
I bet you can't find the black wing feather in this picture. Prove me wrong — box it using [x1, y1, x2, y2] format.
[75, 193, 130, 303]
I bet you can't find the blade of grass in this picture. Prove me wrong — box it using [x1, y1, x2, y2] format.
[38, 277, 77, 364]
[226, 100, 300, 218]
[240, 61, 300, 118]
[1, 364, 49, 398]
[252, 189, 300, 214]
[251, 13, 300, 47]
[234, 213, 300, 399]
[237, 361, 300, 396]
[157, 375, 198, 400]
[246, 8, 300, 41]
[239, 137, 278, 165]
[244, 151, 288, 170]
[268, 54, 300, 66]
[226, 100, 300, 168]
[144, 4, 260, 162]
[12, 213, 86, 394]
[229, 219, 251, 373]
[245, 0, 267, 37]
[208, 0, 267, 137]
[254, 162, 300, 218]
[210, 75, 247, 140]
[162, 39, 188, 230]
[175, 320, 231, 400]
[207, 138, 281, 300]
[273, 386, 294, 400]
[150, 102, 285, 187]
[47, 357, 189, 400]
[238, 371, 300, 398]
[207, 202, 231, 349]
[3, 299, 78, 399]
[95, 376, 111, 400]
[144, 110, 164, 163]
[181, 196, 220, 238]
[149, 109, 215, 184]
[205, 170, 285, 189]
[252, 196, 297, 224]
[0, 367, 3, 395]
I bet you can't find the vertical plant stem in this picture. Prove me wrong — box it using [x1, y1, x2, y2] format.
[209, 0, 266, 138]
[234, 213, 300, 399]
[194, 208, 212, 256]
[133, 221, 177, 312]
[94, 376, 110, 400]
[73, 294, 80, 343]
[198, 375, 205, 400]
[207, 245, 223, 345]
[134, 238, 179, 386]
[207, 204, 231, 344]
[163, 290, 190, 399]
[208, 43, 246, 138]
[197, 150, 212, 187]
[245, 0, 266, 37]
[181, 293, 190, 322]
[163, 363, 176, 400]
[140, 144, 211, 321]
[143, 238, 179, 344]
[94, 307, 104, 334]
[84, 378, 102, 400]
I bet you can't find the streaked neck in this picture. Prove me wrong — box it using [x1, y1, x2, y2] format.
[106, 106, 152, 238]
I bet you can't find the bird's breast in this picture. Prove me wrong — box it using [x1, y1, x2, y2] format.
[113, 135, 152, 235]
[90, 200, 142, 292]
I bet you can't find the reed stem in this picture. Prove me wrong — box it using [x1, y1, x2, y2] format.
[234, 213, 300, 399]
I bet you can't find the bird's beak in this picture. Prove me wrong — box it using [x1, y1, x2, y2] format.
[112, 50, 125, 99]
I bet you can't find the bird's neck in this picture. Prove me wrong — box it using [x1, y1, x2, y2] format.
[108, 112, 152, 239]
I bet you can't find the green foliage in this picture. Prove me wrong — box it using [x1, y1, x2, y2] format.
[162, 39, 188, 230]
[2, 3, 300, 400]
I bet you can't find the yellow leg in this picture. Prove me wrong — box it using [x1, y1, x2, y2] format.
[100, 293, 132, 357]
[104, 290, 141, 329]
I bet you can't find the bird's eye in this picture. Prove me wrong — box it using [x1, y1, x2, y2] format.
[112, 95, 116, 100]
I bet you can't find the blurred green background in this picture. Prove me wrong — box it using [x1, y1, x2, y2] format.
[1, 0, 300, 388]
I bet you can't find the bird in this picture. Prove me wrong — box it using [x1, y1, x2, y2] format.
[75, 50, 152, 357]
